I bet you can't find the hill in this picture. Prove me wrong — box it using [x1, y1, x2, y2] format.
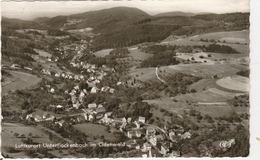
[37, 16, 68, 29]
[155, 11, 195, 17]
[2, 17, 46, 30]
[31, 8, 249, 51]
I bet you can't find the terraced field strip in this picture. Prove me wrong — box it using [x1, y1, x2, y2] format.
[198, 102, 227, 105]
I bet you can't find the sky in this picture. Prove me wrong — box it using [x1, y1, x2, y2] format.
[1, 0, 250, 20]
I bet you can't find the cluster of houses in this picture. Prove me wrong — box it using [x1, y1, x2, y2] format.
[25, 110, 56, 122]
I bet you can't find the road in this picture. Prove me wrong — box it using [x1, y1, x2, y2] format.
[155, 67, 166, 83]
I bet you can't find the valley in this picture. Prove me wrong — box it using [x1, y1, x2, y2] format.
[1, 6, 249, 158]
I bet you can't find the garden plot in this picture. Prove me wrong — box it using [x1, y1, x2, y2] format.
[216, 76, 249, 92]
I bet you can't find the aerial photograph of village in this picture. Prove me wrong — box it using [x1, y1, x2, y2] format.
[1, 0, 251, 158]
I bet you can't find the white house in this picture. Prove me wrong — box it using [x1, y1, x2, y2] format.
[88, 103, 97, 109]
[90, 87, 99, 94]
[138, 116, 146, 123]
[50, 88, 55, 93]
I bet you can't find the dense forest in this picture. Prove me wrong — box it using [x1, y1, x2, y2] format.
[140, 51, 179, 67]
[109, 47, 130, 58]
[206, 44, 240, 54]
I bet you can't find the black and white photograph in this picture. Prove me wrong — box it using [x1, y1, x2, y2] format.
[1, 0, 255, 158]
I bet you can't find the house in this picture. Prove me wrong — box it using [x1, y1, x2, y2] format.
[170, 151, 181, 157]
[80, 75, 84, 80]
[81, 113, 88, 120]
[155, 135, 164, 142]
[95, 107, 106, 115]
[83, 89, 88, 94]
[74, 75, 80, 80]
[10, 64, 20, 69]
[46, 115, 55, 121]
[127, 117, 132, 123]
[55, 73, 60, 77]
[181, 132, 191, 139]
[104, 112, 112, 118]
[88, 114, 94, 121]
[97, 104, 104, 108]
[90, 87, 99, 93]
[148, 136, 157, 146]
[42, 112, 50, 119]
[138, 116, 146, 123]
[24, 67, 33, 71]
[135, 130, 142, 138]
[161, 143, 169, 155]
[56, 120, 65, 127]
[73, 101, 81, 109]
[88, 103, 97, 109]
[142, 154, 147, 158]
[119, 122, 127, 131]
[26, 114, 33, 120]
[109, 88, 115, 94]
[142, 142, 151, 152]
[122, 117, 127, 123]
[101, 86, 110, 92]
[74, 85, 80, 90]
[134, 121, 140, 129]
[146, 127, 156, 136]
[56, 105, 63, 109]
[117, 81, 122, 85]
[127, 131, 134, 138]
[42, 69, 51, 75]
[50, 88, 55, 93]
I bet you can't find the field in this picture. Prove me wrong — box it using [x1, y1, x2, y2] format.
[176, 52, 215, 64]
[2, 71, 41, 94]
[189, 30, 249, 43]
[144, 96, 234, 118]
[216, 76, 249, 92]
[129, 67, 157, 82]
[160, 30, 249, 54]
[1, 123, 53, 147]
[73, 123, 115, 141]
[34, 48, 52, 58]
[162, 63, 241, 78]
[128, 48, 153, 61]
[93, 49, 113, 57]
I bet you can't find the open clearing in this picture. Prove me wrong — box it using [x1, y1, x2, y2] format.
[216, 76, 249, 92]
[73, 123, 115, 141]
[93, 49, 113, 57]
[128, 48, 153, 61]
[2, 71, 41, 94]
